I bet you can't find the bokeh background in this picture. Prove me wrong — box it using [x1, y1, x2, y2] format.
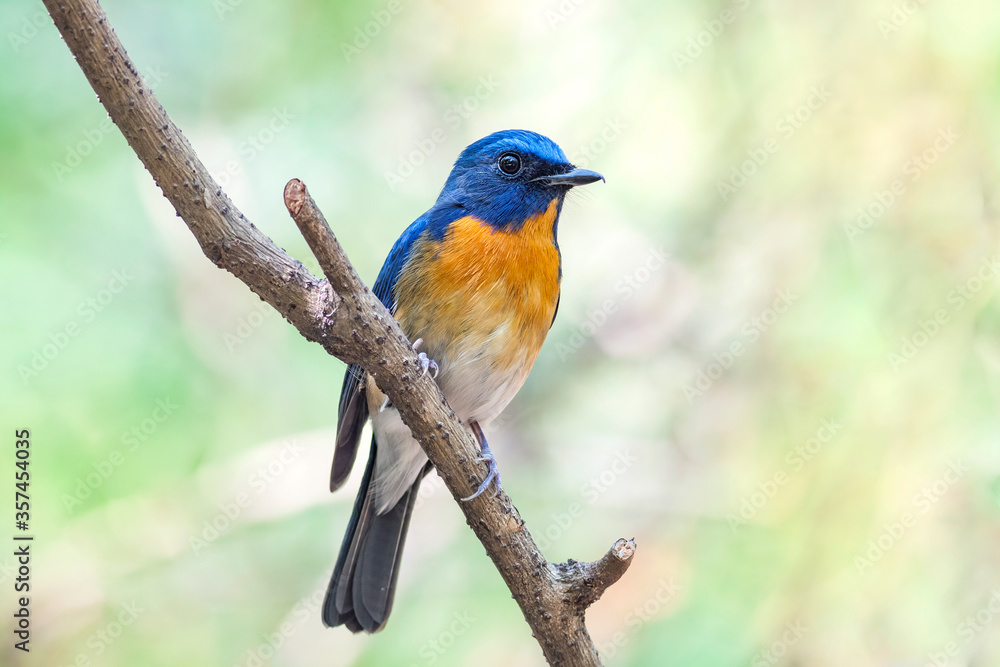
[3, 0, 1000, 665]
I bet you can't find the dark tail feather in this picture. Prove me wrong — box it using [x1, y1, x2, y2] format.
[331, 365, 368, 492]
[323, 438, 430, 633]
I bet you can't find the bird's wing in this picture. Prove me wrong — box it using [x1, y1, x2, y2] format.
[329, 214, 430, 491]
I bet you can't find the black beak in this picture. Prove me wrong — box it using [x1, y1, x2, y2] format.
[537, 166, 605, 187]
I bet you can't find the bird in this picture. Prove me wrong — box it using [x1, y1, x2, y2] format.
[322, 129, 604, 633]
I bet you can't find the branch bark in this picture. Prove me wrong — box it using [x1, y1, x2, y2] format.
[42, 2, 635, 664]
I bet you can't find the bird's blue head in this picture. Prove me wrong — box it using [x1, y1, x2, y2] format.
[433, 129, 603, 232]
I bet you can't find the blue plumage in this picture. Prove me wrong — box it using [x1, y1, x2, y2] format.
[435, 129, 574, 231]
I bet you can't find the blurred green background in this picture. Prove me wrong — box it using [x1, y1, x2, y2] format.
[3, 0, 1000, 665]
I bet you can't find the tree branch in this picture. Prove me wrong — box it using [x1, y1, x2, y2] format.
[42, 1, 635, 663]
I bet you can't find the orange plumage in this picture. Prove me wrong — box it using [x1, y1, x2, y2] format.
[394, 198, 562, 376]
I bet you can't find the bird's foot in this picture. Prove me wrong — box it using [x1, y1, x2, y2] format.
[411, 338, 439, 378]
[462, 423, 501, 501]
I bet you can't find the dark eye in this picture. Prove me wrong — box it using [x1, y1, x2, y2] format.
[498, 152, 522, 175]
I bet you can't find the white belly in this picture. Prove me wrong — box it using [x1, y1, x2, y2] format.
[368, 337, 532, 514]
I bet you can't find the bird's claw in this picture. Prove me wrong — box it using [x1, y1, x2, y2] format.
[462, 434, 501, 501]
[412, 338, 439, 378]
[417, 352, 439, 378]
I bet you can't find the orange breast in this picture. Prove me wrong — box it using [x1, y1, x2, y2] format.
[394, 198, 562, 373]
